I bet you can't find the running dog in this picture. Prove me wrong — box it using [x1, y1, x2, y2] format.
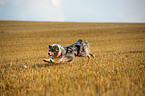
[43, 39, 95, 63]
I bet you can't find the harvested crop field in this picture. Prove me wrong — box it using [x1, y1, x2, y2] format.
[0, 21, 145, 96]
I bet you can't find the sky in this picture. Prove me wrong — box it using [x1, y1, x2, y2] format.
[0, 0, 145, 22]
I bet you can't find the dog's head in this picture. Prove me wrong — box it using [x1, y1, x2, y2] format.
[48, 44, 62, 57]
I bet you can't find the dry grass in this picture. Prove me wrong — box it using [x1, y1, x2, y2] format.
[0, 21, 145, 96]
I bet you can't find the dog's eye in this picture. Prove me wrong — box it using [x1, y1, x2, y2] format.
[49, 48, 54, 52]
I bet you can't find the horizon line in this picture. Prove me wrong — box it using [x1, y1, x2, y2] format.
[0, 20, 145, 24]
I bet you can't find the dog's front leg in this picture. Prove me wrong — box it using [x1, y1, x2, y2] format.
[43, 58, 62, 63]
[43, 58, 53, 63]
[52, 58, 62, 63]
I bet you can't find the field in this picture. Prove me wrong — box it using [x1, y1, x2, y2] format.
[0, 21, 145, 96]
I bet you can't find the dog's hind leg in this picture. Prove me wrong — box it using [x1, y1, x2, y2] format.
[89, 52, 95, 58]
[87, 55, 91, 59]
[86, 49, 95, 59]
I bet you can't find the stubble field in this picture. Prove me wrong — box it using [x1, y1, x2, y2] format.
[0, 21, 145, 96]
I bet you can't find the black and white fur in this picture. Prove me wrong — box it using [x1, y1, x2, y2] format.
[43, 39, 95, 63]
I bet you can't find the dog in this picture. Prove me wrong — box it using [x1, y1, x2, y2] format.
[43, 39, 95, 63]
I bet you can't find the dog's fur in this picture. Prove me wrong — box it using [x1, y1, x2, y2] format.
[43, 39, 95, 63]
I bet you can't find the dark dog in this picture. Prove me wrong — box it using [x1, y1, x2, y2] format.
[43, 39, 95, 63]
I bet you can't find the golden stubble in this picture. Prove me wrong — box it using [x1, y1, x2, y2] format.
[0, 21, 145, 96]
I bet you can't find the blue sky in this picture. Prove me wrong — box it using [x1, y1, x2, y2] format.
[0, 0, 145, 22]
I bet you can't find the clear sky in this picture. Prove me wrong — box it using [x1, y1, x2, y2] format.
[0, 0, 145, 22]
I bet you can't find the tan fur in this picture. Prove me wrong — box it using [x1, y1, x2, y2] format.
[49, 52, 58, 57]
[52, 58, 62, 63]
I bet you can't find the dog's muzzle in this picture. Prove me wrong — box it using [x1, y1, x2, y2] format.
[48, 52, 51, 56]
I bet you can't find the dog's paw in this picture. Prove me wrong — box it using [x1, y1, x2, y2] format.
[43, 58, 47, 62]
[43, 58, 53, 63]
